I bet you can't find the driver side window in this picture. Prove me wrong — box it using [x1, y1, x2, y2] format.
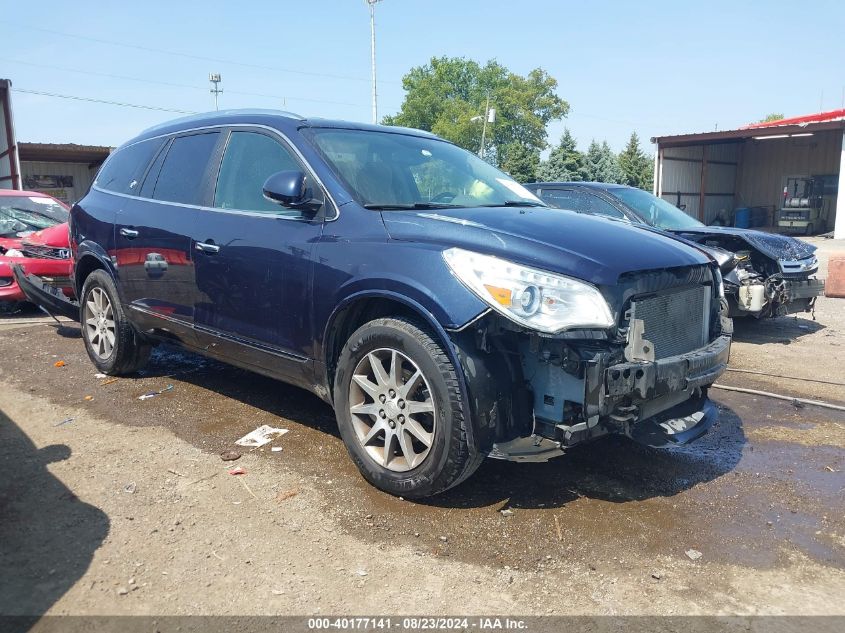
[214, 131, 302, 215]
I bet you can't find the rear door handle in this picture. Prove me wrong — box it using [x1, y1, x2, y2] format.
[119, 228, 139, 239]
[195, 241, 220, 254]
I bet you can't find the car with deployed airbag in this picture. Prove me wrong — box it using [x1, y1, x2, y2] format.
[36, 111, 731, 497]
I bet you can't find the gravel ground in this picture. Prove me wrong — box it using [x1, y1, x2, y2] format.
[1, 239, 844, 616]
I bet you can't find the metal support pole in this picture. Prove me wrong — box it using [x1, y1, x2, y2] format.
[479, 94, 490, 159]
[834, 130, 845, 239]
[368, 0, 380, 124]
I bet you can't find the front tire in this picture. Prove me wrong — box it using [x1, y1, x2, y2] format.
[334, 317, 482, 498]
[80, 269, 152, 375]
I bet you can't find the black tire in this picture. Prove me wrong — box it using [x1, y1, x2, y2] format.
[333, 317, 483, 498]
[80, 269, 152, 375]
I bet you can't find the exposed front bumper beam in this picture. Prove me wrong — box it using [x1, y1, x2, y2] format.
[786, 278, 825, 301]
[602, 334, 731, 407]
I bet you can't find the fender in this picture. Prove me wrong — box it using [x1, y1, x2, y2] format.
[73, 240, 120, 298]
[321, 287, 488, 453]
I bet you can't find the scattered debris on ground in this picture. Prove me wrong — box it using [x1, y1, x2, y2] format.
[53, 417, 74, 427]
[275, 489, 299, 502]
[235, 424, 288, 448]
[685, 549, 703, 561]
[220, 450, 241, 462]
[138, 384, 174, 400]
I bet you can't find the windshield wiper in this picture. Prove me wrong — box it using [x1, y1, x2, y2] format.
[477, 200, 546, 208]
[363, 202, 462, 210]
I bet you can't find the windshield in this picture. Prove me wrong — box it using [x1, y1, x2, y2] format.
[611, 187, 703, 230]
[0, 195, 69, 237]
[303, 128, 544, 209]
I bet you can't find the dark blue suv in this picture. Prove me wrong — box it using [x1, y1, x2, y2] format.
[65, 110, 731, 497]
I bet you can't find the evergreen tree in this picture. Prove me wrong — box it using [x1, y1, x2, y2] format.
[618, 132, 654, 191]
[583, 140, 623, 183]
[536, 128, 587, 182]
[500, 143, 540, 183]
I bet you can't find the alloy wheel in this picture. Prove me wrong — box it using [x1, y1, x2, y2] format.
[84, 287, 116, 359]
[348, 348, 436, 472]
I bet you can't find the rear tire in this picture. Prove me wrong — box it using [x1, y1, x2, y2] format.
[333, 317, 482, 498]
[80, 269, 152, 375]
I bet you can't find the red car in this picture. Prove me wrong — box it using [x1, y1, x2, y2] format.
[0, 189, 73, 309]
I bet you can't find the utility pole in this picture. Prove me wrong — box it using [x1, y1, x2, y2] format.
[478, 94, 495, 160]
[209, 73, 223, 111]
[367, 0, 383, 124]
[479, 93, 490, 159]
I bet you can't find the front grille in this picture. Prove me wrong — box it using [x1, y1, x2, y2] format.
[630, 285, 710, 359]
[20, 245, 70, 260]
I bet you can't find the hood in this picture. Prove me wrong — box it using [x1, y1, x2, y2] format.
[382, 206, 710, 286]
[671, 226, 816, 262]
[21, 222, 70, 248]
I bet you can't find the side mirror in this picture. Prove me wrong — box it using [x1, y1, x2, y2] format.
[262, 170, 321, 212]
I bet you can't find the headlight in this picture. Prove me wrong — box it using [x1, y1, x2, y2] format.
[443, 248, 614, 333]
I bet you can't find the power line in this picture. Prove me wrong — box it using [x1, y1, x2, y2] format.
[11, 88, 199, 114]
[1, 21, 398, 85]
[0, 56, 370, 109]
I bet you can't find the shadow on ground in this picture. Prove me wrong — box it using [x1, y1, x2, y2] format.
[0, 410, 109, 620]
[421, 404, 747, 510]
[732, 314, 823, 345]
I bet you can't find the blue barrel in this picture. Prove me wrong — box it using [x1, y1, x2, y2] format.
[734, 207, 751, 228]
[751, 206, 767, 227]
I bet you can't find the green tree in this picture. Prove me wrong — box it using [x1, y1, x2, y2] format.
[536, 128, 587, 182]
[383, 57, 568, 163]
[618, 132, 653, 191]
[583, 140, 623, 184]
[500, 143, 540, 183]
[760, 113, 785, 122]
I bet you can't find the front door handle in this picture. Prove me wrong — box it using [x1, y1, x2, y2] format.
[195, 241, 220, 254]
[119, 228, 139, 239]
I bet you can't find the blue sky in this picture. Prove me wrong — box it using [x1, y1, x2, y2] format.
[3, 0, 843, 154]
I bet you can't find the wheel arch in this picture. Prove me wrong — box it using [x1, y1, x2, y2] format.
[323, 291, 465, 393]
[74, 241, 117, 298]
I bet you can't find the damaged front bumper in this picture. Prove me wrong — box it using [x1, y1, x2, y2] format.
[10, 265, 80, 321]
[731, 277, 825, 316]
[485, 332, 731, 461]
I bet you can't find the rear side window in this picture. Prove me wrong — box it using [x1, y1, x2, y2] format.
[152, 132, 220, 205]
[95, 138, 162, 195]
[214, 131, 300, 214]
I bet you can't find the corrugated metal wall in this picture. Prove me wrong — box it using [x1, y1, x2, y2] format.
[20, 160, 98, 204]
[658, 130, 842, 226]
[659, 144, 740, 224]
[736, 130, 842, 209]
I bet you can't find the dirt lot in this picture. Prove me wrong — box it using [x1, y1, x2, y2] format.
[1, 238, 844, 617]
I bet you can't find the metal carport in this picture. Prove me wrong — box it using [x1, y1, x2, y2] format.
[652, 109, 845, 239]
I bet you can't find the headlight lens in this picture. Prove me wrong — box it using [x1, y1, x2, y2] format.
[443, 248, 614, 333]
